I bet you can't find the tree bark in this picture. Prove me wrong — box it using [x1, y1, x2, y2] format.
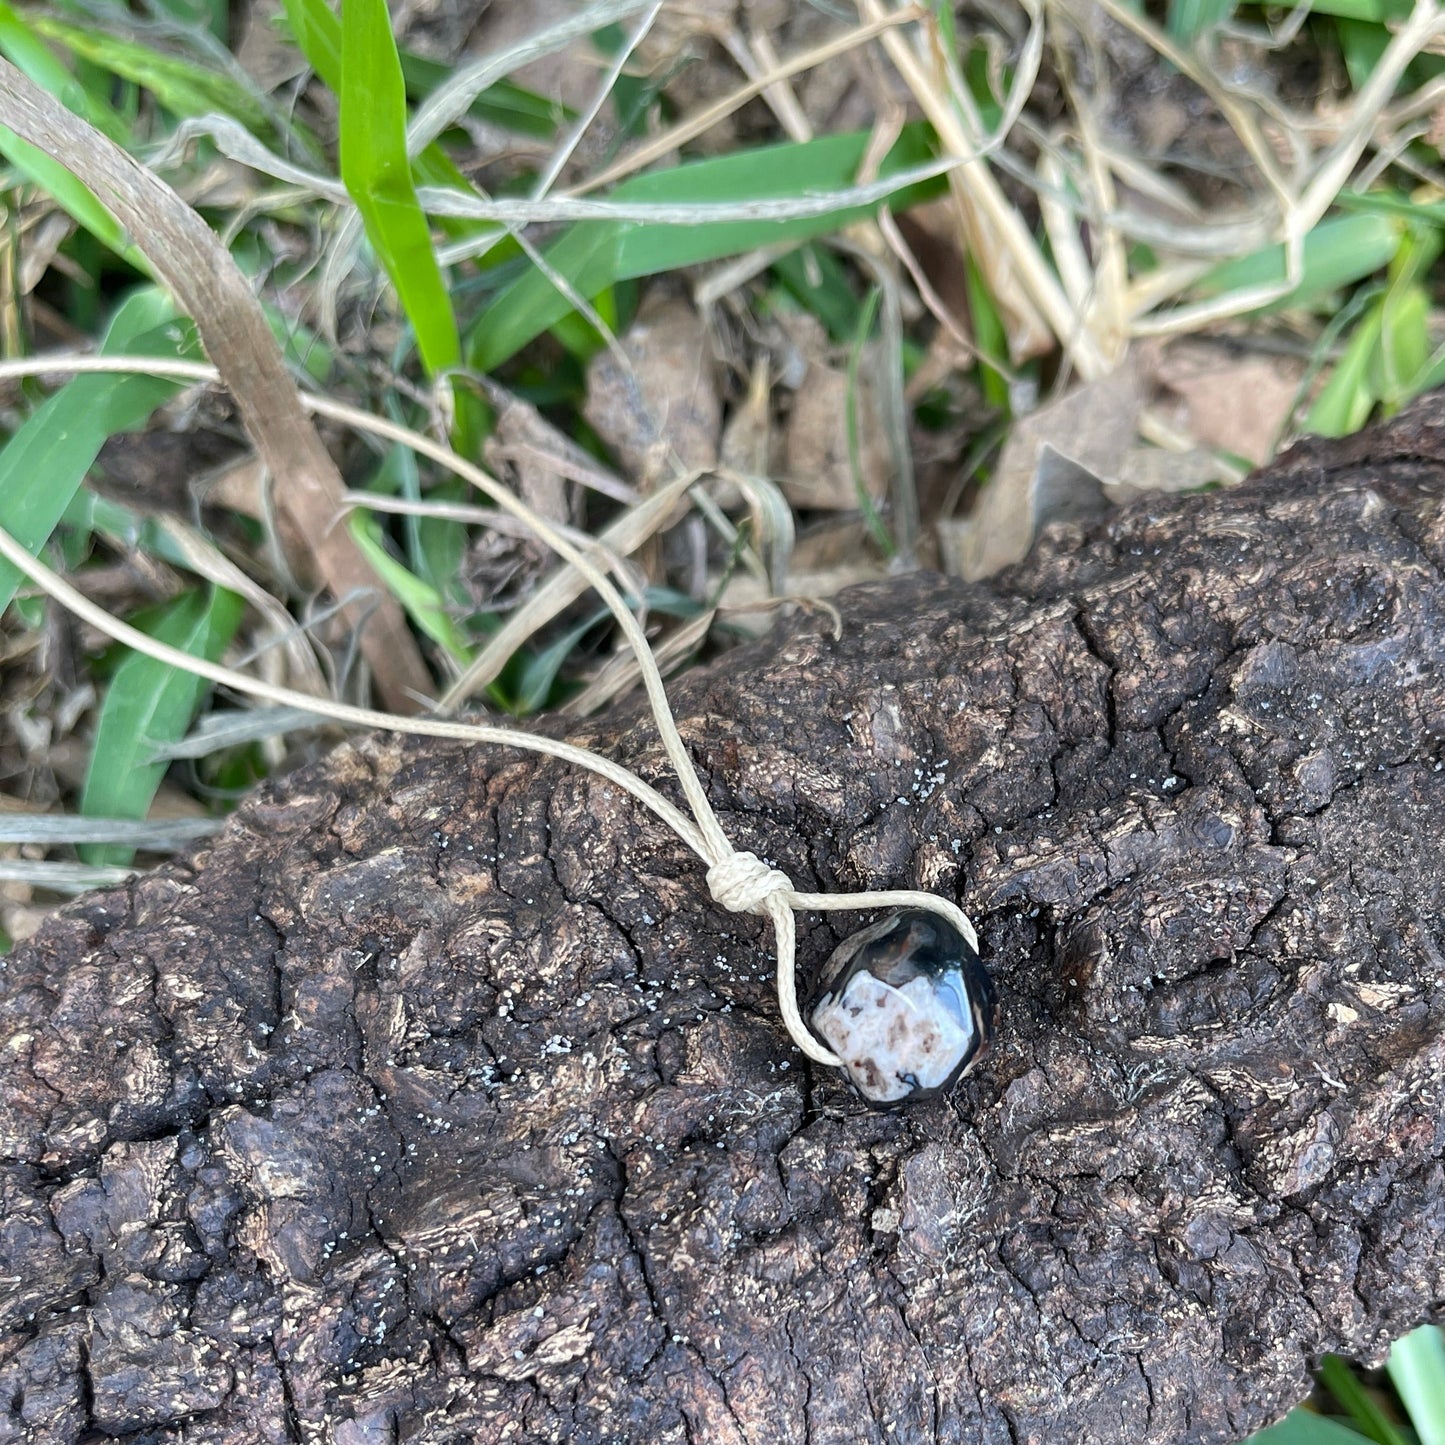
[3, 397, 1445, 1444]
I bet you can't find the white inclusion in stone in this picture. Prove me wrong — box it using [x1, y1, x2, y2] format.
[813, 970, 976, 1105]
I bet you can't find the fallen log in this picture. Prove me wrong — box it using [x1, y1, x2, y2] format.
[3, 396, 1444, 1444]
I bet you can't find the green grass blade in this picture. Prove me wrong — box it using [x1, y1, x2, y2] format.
[1336, 190, 1445, 226]
[965, 251, 1011, 410]
[1388, 1325, 1445, 1445]
[1167, 0, 1236, 42]
[771, 243, 860, 341]
[467, 122, 946, 373]
[1372, 281, 1429, 408]
[512, 587, 700, 713]
[0, 2, 149, 263]
[1245, 1409, 1376, 1445]
[1195, 213, 1401, 314]
[514, 604, 610, 714]
[338, 0, 460, 378]
[414, 490, 471, 605]
[289, 0, 479, 436]
[65, 490, 215, 579]
[23, 12, 272, 133]
[1306, 304, 1382, 437]
[398, 53, 563, 138]
[282, 0, 342, 89]
[1274, 0, 1411, 18]
[1384, 214, 1443, 287]
[0, 2, 129, 140]
[347, 511, 472, 663]
[0, 291, 199, 614]
[1335, 16, 1392, 90]
[0, 122, 145, 265]
[468, 221, 621, 373]
[612, 125, 943, 275]
[1306, 214, 1438, 434]
[281, 0, 493, 249]
[1317, 1355, 1412, 1445]
[1408, 336, 1445, 397]
[79, 586, 245, 867]
[282, 0, 561, 139]
[368, 406, 472, 595]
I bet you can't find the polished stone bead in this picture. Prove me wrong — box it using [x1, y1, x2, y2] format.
[809, 908, 995, 1107]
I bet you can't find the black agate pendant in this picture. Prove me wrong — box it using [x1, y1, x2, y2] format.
[808, 908, 996, 1108]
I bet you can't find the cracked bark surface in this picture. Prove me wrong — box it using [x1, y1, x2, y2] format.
[4, 397, 1445, 1444]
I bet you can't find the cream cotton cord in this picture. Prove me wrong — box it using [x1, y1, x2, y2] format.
[0, 351, 982, 1073]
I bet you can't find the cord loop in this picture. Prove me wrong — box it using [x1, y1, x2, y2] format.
[0, 351, 984, 1081]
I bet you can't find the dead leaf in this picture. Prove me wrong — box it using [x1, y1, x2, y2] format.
[464, 0, 605, 110]
[482, 379, 634, 505]
[895, 202, 974, 336]
[710, 516, 888, 637]
[1150, 338, 1304, 465]
[564, 610, 715, 717]
[197, 454, 311, 589]
[233, 0, 309, 93]
[437, 470, 700, 712]
[583, 292, 722, 485]
[1109, 445, 1232, 500]
[719, 355, 776, 480]
[938, 362, 1142, 581]
[781, 355, 889, 512]
[94, 428, 237, 517]
[478, 387, 582, 606]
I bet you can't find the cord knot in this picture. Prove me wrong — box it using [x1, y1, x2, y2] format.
[707, 850, 794, 915]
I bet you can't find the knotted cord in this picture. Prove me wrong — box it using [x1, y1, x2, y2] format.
[0, 351, 982, 1072]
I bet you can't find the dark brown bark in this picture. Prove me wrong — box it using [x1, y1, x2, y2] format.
[4, 398, 1445, 1444]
